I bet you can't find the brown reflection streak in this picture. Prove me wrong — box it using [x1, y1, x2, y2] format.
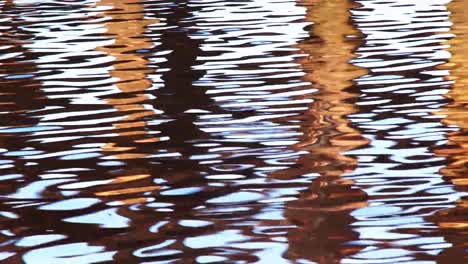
[431, 0, 468, 261]
[93, 0, 159, 202]
[278, 0, 369, 262]
[96, 0, 159, 157]
[294, 0, 368, 167]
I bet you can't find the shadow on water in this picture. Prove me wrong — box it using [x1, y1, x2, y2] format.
[0, 0, 44, 154]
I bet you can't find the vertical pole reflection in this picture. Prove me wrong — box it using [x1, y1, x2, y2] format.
[430, 0, 468, 262]
[276, 0, 369, 262]
[81, 0, 160, 222]
[96, 0, 160, 160]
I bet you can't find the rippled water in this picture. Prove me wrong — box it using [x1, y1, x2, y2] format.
[0, 0, 466, 263]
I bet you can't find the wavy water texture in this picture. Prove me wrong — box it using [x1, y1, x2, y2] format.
[342, 0, 466, 263]
[0, 0, 466, 263]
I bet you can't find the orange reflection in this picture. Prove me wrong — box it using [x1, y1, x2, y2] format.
[92, 0, 160, 203]
[111, 174, 151, 184]
[431, 0, 468, 262]
[96, 0, 160, 157]
[279, 0, 369, 262]
[290, 0, 368, 175]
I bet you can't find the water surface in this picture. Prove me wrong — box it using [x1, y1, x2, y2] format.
[0, 0, 466, 263]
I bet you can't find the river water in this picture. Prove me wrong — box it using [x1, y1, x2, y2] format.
[0, 0, 466, 263]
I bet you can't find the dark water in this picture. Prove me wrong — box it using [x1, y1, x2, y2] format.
[0, 0, 466, 263]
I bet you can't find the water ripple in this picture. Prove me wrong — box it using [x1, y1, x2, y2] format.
[0, 0, 466, 263]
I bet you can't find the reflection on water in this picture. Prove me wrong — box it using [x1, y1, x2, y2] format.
[343, 0, 465, 263]
[431, 0, 468, 262]
[97, 0, 159, 161]
[282, 0, 369, 262]
[0, 0, 466, 263]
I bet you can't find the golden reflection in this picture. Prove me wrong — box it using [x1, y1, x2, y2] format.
[111, 174, 151, 184]
[96, 0, 160, 156]
[431, 0, 468, 261]
[95, 186, 160, 197]
[436, 0, 468, 182]
[293, 0, 368, 170]
[91, 173, 155, 201]
[91, 0, 160, 203]
[279, 0, 369, 262]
